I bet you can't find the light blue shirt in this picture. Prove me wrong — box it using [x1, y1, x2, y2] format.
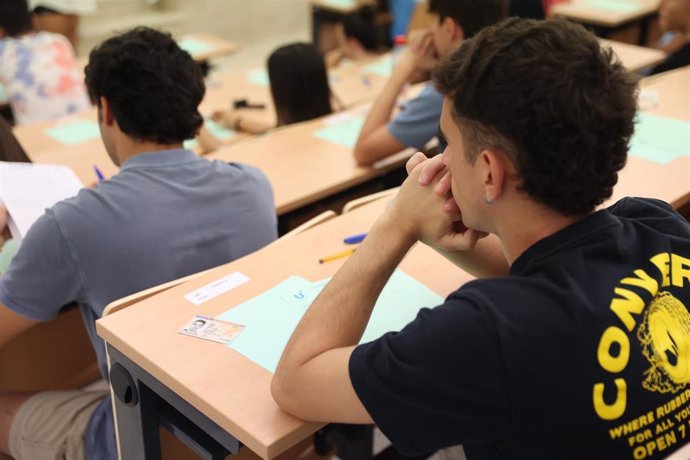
[388, 82, 444, 151]
[0, 149, 277, 459]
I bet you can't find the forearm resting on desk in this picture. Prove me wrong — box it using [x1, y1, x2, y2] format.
[272, 211, 410, 423]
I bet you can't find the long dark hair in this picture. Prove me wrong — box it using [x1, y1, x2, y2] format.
[268, 43, 332, 126]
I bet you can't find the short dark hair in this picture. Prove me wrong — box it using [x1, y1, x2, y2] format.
[434, 18, 637, 215]
[0, 0, 32, 36]
[84, 27, 204, 144]
[267, 43, 332, 126]
[343, 7, 379, 51]
[428, 0, 508, 38]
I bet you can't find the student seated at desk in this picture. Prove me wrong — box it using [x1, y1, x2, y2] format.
[272, 18, 690, 459]
[650, 0, 690, 75]
[0, 26, 277, 460]
[213, 43, 332, 135]
[0, 0, 90, 124]
[352, 0, 506, 166]
[326, 8, 381, 68]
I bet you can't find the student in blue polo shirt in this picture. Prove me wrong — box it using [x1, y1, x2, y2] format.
[353, 0, 506, 166]
[0, 26, 277, 460]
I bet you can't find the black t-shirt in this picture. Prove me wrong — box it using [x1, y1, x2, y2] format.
[651, 43, 690, 76]
[350, 197, 690, 459]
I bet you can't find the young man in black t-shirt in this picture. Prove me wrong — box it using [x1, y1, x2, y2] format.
[272, 18, 690, 459]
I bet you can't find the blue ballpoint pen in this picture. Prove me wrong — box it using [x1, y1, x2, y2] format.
[93, 165, 105, 181]
[344, 233, 367, 244]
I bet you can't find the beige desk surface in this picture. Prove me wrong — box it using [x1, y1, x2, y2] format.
[75, 33, 237, 69]
[178, 33, 239, 62]
[13, 109, 100, 155]
[96, 198, 468, 459]
[551, 0, 660, 28]
[599, 38, 666, 72]
[310, 0, 376, 14]
[201, 70, 277, 129]
[206, 103, 414, 216]
[611, 67, 690, 209]
[329, 54, 392, 108]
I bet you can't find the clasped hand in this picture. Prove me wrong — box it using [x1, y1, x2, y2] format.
[385, 152, 487, 252]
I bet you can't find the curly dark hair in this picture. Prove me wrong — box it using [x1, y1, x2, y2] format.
[84, 27, 204, 144]
[0, 0, 32, 37]
[434, 18, 637, 215]
[428, 0, 507, 39]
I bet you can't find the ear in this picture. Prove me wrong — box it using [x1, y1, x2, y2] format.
[99, 97, 116, 126]
[479, 148, 511, 203]
[444, 17, 465, 42]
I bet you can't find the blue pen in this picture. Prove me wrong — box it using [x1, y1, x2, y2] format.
[361, 76, 371, 87]
[93, 165, 105, 181]
[344, 233, 367, 244]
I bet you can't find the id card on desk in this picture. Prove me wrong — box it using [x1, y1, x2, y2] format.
[179, 315, 244, 345]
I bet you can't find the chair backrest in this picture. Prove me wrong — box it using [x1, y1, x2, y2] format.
[268, 210, 338, 250]
[102, 269, 213, 318]
[0, 117, 31, 163]
[342, 187, 399, 213]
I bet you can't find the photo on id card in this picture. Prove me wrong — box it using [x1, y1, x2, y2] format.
[179, 314, 244, 345]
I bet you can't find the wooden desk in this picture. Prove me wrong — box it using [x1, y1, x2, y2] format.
[96, 198, 469, 459]
[206, 103, 414, 216]
[201, 70, 276, 129]
[177, 33, 239, 63]
[28, 142, 117, 185]
[611, 67, 690, 212]
[551, 0, 660, 45]
[330, 54, 392, 108]
[600, 38, 666, 72]
[13, 109, 100, 155]
[75, 33, 237, 70]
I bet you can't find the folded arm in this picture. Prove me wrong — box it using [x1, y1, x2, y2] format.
[272, 159, 485, 422]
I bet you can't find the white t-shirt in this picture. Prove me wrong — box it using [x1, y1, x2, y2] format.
[0, 32, 91, 124]
[28, 0, 97, 15]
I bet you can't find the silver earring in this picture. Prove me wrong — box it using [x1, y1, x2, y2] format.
[483, 195, 496, 205]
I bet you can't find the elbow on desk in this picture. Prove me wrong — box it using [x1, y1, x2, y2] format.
[352, 143, 377, 167]
[270, 372, 318, 422]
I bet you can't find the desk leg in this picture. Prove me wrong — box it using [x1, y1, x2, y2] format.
[107, 345, 241, 460]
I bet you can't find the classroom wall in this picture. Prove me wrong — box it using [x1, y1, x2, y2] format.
[79, 0, 311, 56]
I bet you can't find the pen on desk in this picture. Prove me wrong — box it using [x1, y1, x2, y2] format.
[319, 247, 356, 264]
[344, 233, 367, 244]
[361, 76, 372, 87]
[93, 165, 105, 181]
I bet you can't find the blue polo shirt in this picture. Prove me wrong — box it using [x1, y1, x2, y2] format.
[388, 82, 444, 151]
[0, 149, 277, 459]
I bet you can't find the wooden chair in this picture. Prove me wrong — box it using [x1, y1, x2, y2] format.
[0, 306, 100, 392]
[342, 187, 399, 213]
[102, 269, 213, 318]
[0, 116, 30, 163]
